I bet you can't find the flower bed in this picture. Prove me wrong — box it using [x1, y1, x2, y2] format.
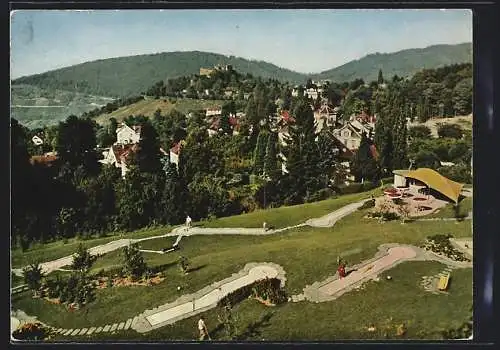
[12, 322, 52, 341]
[421, 234, 470, 262]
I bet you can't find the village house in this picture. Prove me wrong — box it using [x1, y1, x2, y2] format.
[115, 122, 141, 145]
[205, 107, 222, 117]
[314, 104, 338, 132]
[99, 143, 139, 178]
[276, 110, 295, 147]
[332, 123, 364, 151]
[169, 141, 183, 169]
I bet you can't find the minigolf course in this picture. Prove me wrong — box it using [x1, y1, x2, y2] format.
[11, 198, 472, 338]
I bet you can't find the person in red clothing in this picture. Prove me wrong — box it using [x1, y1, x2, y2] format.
[338, 263, 346, 279]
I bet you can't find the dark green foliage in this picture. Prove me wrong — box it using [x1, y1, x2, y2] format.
[253, 131, 269, 175]
[178, 256, 189, 274]
[408, 125, 432, 139]
[122, 243, 148, 281]
[437, 124, 463, 139]
[263, 132, 279, 178]
[134, 120, 163, 174]
[359, 199, 376, 210]
[350, 133, 380, 183]
[71, 243, 97, 272]
[56, 115, 100, 175]
[22, 263, 44, 295]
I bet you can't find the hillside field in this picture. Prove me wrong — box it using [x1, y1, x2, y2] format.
[94, 97, 225, 125]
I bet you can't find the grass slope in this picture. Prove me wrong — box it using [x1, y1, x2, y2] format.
[199, 189, 378, 228]
[94, 97, 224, 124]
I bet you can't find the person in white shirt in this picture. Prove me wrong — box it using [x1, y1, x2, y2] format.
[186, 215, 192, 230]
[198, 316, 210, 340]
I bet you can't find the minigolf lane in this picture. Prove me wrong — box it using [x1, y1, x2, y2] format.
[135, 263, 284, 333]
[317, 246, 417, 298]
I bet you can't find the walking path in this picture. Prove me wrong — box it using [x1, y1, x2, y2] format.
[12, 199, 368, 276]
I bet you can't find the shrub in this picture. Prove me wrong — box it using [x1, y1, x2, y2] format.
[71, 243, 97, 272]
[437, 124, 463, 139]
[122, 243, 148, 281]
[382, 212, 400, 221]
[409, 125, 432, 139]
[359, 199, 376, 210]
[362, 181, 377, 191]
[178, 256, 189, 274]
[338, 182, 364, 195]
[22, 263, 44, 296]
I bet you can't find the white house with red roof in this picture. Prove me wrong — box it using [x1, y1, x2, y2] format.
[99, 143, 139, 178]
[169, 141, 184, 169]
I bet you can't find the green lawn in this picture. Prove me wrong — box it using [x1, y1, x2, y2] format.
[50, 261, 472, 341]
[199, 189, 381, 229]
[426, 197, 472, 219]
[12, 189, 380, 268]
[11, 226, 174, 269]
[12, 208, 472, 331]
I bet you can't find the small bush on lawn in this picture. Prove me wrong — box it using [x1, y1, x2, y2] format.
[22, 263, 44, 297]
[12, 322, 51, 341]
[122, 243, 148, 281]
[71, 243, 97, 272]
[382, 212, 400, 221]
[178, 256, 189, 274]
[359, 199, 376, 210]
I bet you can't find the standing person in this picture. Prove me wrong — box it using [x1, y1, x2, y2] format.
[198, 316, 210, 340]
[186, 215, 192, 230]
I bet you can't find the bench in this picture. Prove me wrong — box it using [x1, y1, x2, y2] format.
[437, 273, 450, 291]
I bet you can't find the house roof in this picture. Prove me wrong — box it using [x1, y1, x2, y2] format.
[112, 144, 138, 164]
[393, 168, 464, 203]
[335, 123, 363, 139]
[29, 154, 58, 166]
[280, 110, 295, 124]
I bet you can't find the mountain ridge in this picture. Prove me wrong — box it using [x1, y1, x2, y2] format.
[12, 42, 472, 98]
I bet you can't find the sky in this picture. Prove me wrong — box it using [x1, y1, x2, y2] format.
[10, 9, 472, 79]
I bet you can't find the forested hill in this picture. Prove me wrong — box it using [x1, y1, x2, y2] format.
[12, 43, 471, 98]
[12, 51, 307, 98]
[311, 43, 472, 83]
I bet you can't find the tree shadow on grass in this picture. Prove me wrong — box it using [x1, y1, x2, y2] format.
[235, 310, 275, 341]
[187, 264, 208, 274]
[149, 261, 179, 274]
